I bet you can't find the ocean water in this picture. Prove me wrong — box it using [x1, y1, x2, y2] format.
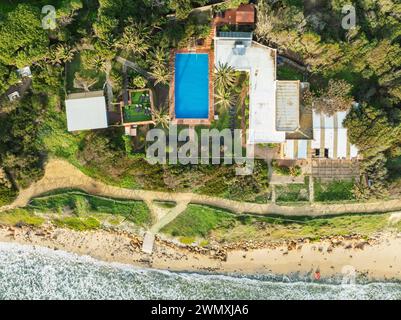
[0, 242, 400, 300]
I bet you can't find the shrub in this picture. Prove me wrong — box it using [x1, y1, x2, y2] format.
[0, 185, 17, 206]
[132, 75, 146, 89]
[53, 216, 101, 231]
[272, 160, 290, 175]
[290, 165, 302, 177]
[272, 161, 302, 177]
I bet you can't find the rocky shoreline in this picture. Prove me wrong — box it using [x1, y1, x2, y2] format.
[1, 223, 400, 281]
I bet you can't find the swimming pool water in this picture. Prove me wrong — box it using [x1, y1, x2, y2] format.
[174, 53, 209, 119]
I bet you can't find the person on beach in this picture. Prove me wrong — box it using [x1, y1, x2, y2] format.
[314, 268, 321, 281]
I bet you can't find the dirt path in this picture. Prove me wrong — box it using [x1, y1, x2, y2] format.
[2, 159, 401, 217]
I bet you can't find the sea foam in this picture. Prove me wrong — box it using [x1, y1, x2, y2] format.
[0, 242, 400, 300]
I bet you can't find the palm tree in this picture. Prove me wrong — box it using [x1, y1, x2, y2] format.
[214, 62, 236, 91]
[214, 88, 235, 110]
[152, 106, 170, 129]
[151, 47, 167, 66]
[117, 21, 150, 56]
[51, 44, 76, 64]
[150, 65, 170, 86]
[100, 34, 118, 51]
[87, 54, 109, 73]
[74, 72, 98, 92]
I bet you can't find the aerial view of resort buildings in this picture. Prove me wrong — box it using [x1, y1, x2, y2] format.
[0, 0, 401, 302]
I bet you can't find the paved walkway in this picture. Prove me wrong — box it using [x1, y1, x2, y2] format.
[150, 200, 190, 233]
[116, 56, 152, 80]
[2, 159, 401, 217]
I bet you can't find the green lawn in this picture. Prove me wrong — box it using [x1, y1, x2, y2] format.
[277, 65, 304, 81]
[28, 191, 152, 226]
[123, 91, 152, 123]
[314, 179, 355, 202]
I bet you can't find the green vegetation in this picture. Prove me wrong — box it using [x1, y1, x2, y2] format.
[256, 0, 401, 199]
[153, 200, 177, 209]
[0, 188, 153, 231]
[1, 0, 400, 206]
[0, 209, 45, 227]
[272, 160, 302, 177]
[194, 160, 269, 203]
[0, 183, 17, 206]
[0, 0, 215, 201]
[162, 204, 397, 243]
[179, 236, 196, 245]
[29, 191, 152, 226]
[66, 51, 106, 93]
[276, 181, 309, 203]
[314, 179, 355, 202]
[123, 91, 152, 123]
[277, 65, 303, 81]
[212, 71, 249, 132]
[161, 204, 236, 237]
[52, 216, 101, 231]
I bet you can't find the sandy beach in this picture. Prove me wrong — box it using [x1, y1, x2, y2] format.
[0, 223, 400, 281]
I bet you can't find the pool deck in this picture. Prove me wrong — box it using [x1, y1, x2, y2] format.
[169, 27, 215, 126]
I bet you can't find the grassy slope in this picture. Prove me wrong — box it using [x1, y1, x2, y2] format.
[29, 191, 151, 226]
[161, 204, 399, 243]
[0, 209, 44, 226]
[161, 204, 236, 237]
[0, 190, 152, 231]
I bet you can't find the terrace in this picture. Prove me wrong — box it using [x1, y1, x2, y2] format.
[121, 89, 155, 126]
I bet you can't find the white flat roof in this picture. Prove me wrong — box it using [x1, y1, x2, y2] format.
[312, 111, 359, 159]
[215, 39, 285, 143]
[285, 140, 294, 158]
[284, 139, 308, 159]
[337, 128, 347, 158]
[311, 128, 321, 150]
[298, 140, 308, 159]
[66, 95, 108, 131]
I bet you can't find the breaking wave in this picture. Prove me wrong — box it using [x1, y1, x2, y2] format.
[0, 242, 400, 300]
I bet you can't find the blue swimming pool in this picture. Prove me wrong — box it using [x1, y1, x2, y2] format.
[174, 53, 209, 119]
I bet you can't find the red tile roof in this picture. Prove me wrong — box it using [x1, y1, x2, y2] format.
[235, 4, 255, 24]
[214, 3, 255, 25]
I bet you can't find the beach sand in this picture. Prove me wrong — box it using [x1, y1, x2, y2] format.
[0, 224, 400, 281]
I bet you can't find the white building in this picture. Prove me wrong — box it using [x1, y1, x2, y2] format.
[65, 91, 108, 132]
[214, 33, 359, 160]
[284, 111, 358, 160]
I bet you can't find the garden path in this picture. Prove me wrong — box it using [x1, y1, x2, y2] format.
[2, 159, 401, 218]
